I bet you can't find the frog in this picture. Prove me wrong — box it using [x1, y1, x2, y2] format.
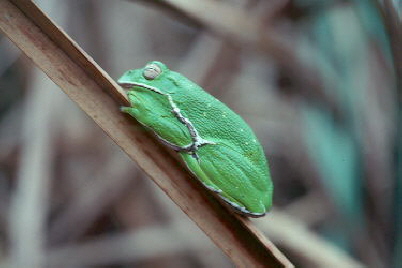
[118, 61, 273, 217]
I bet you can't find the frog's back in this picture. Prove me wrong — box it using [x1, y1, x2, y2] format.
[172, 72, 266, 164]
[171, 71, 273, 214]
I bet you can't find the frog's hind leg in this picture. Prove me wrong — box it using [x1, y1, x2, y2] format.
[195, 145, 269, 215]
[180, 153, 221, 193]
[181, 150, 266, 217]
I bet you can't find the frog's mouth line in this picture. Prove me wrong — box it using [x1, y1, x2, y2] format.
[118, 82, 135, 89]
[117, 81, 165, 96]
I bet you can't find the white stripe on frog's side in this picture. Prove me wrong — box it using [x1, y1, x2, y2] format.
[119, 82, 215, 159]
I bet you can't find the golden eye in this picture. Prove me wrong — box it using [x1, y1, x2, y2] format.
[143, 63, 161, 80]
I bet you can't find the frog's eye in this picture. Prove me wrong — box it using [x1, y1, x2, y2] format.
[143, 63, 161, 80]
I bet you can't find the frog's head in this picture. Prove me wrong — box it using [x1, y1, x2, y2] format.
[118, 62, 192, 142]
[118, 61, 181, 121]
[117, 61, 172, 94]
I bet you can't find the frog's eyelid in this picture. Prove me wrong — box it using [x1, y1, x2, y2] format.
[143, 63, 162, 80]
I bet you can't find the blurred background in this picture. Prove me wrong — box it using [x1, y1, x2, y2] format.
[0, 0, 400, 267]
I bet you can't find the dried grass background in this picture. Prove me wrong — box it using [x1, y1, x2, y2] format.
[0, 0, 400, 267]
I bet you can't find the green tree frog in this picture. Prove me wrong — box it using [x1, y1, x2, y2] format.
[118, 61, 273, 217]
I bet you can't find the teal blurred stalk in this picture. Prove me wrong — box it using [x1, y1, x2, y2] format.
[296, 0, 397, 266]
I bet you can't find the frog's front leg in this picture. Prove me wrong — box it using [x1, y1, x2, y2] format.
[122, 105, 210, 159]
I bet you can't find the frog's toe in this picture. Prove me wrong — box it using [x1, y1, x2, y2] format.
[217, 195, 266, 217]
[203, 183, 221, 193]
[120, 106, 131, 113]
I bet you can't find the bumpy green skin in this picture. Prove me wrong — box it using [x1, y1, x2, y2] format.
[118, 61, 273, 216]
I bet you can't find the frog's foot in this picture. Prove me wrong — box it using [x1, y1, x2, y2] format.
[157, 135, 215, 153]
[181, 138, 216, 153]
[156, 136, 215, 161]
[156, 136, 186, 152]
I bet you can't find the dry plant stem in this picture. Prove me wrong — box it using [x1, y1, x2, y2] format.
[0, 0, 293, 267]
[138, 0, 339, 114]
[378, 0, 401, 259]
[379, 0, 401, 91]
[9, 70, 55, 268]
[48, 154, 136, 245]
[45, 226, 224, 267]
[259, 211, 365, 268]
